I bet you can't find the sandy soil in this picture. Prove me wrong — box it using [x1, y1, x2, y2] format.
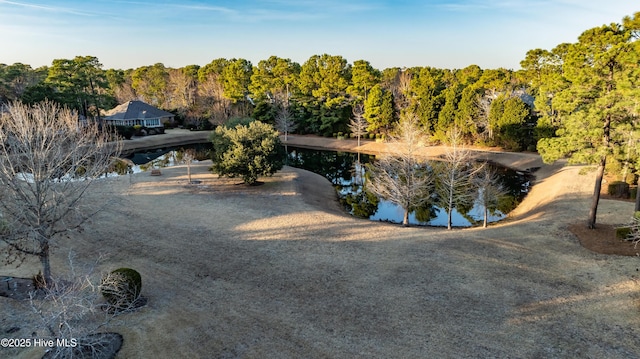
[2, 137, 640, 358]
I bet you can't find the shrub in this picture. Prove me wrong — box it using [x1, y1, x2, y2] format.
[115, 125, 134, 140]
[132, 125, 148, 136]
[631, 187, 637, 201]
[616, 212, 640, 241]
[210, 120, 285, 185]
[225, 117, 254, 129]
[100, 268, 142, 309]
[616, 226, 632, 240]
[608, 181, 630, 198]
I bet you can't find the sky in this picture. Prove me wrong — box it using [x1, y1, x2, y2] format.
[0, 0, 637, 71]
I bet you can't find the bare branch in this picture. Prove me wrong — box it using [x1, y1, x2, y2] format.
[434, 129, 479, 229]
[0, 101, 123, 284]
[473, 164, 509, 228]
[348, 104, 367, 147]
[274, 101, 297, 142]
[366, 112, 434, 226]
[28, 254, 128, 359]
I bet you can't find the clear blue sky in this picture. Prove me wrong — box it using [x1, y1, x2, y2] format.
[0, 0, 637, 71]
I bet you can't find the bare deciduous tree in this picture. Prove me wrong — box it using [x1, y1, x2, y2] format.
[274, 101, 296, 142]
[0, 101, 122, 285]
[182, 148, 196, 184]
[434, 129, 478, 230]
[367, 113, 434, 226]
[197, 73, 231, 125]
[474, 164, 508, 228]
[29, 254, 130, 359]
[348, 104, 367, 147]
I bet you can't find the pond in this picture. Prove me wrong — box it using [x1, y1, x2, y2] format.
[115, 143, 212, 174]
[122, 144, 531, 227]
[285, 146, 531, 227]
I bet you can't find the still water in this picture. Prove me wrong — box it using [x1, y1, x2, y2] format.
[285, 147, 531, 227]
[123, 144, 531, 227]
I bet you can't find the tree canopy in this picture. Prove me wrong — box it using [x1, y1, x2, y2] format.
[1, 13, 638, 194]
[536, 13, 640, 227]
[210, 120, 284, 185]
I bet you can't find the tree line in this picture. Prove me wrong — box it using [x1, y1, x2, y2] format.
[0, 55, 534, 149]
[1, 12, 639, 225]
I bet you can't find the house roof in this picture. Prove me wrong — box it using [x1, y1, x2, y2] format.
[104, 100, 174, 120]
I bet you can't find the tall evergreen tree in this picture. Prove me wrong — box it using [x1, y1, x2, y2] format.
[537, 14, 640, 228]
[347, 59, 380, 101]
[46, 56, 111, 119]
[131, 63, 169, 107]
[364, 84, 394, 134]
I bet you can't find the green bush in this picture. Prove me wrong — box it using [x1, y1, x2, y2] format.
[616, 227, 632, 240]
[115, 125, 134, 140]
[210, 120, 285, 185]
[608, 181, 630, 198]
[369, 133, 375, 139]
[631, 187, 638, 201]
[101, 268, 142, 309]
[225, 117, 254, 129]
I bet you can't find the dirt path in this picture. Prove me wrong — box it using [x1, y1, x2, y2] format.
[2, 137, 640, 358]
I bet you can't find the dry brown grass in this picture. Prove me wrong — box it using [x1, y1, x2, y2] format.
[2, 142, 640, 358]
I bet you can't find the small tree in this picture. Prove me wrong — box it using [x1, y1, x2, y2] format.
[474, 164, 508, 228]
[348, 104, 367, 147]
[434, 129, 478, 230]
[29, 254, 129, 359]
[210, 120, 284, 185]
[274, 101, 297, 142]
[182, 148, 196, 184]
[367, 113, 434, 226]
[0, 101, 121, 285]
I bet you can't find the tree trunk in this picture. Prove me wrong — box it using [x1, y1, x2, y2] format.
[40, 244, 52, 286]
[483, 206, 488, 228]
[403, 209, 409, 226]
[447, 207, 452, 230]
[588, 156, 606, 229]
[635, 175, 640, 212]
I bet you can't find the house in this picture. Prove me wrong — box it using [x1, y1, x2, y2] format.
[103, 100, 174, 130]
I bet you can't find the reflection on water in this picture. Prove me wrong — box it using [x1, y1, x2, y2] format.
[115, 144, 212, 174]
[285, 147, 531, 227]
[122, 144, 531, 228]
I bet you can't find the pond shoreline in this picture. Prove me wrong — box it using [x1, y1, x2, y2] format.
[121, 129, 212, 155]
[125, 131, 547, 170]
[122, 130, 555, 183]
